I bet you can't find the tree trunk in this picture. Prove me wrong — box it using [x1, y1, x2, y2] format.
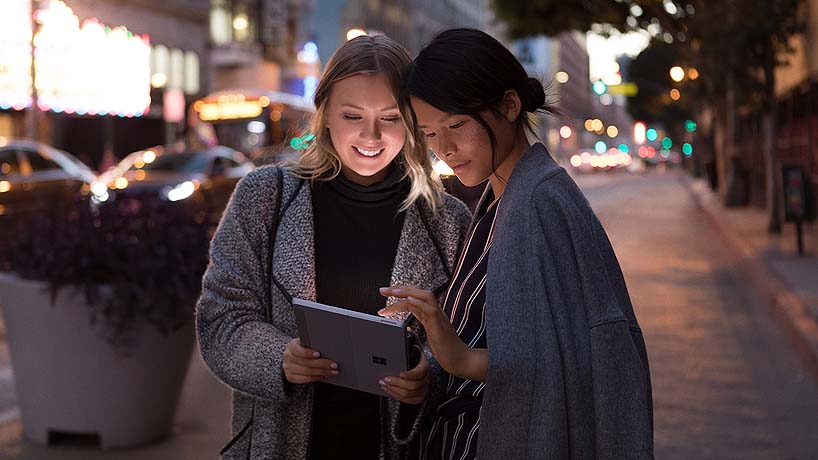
[722, 76, 741, 205]
[764, 51, 782, 233]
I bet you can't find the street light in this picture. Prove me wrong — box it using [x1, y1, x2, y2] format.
[670, 66, 685, 82]
[688, 68, 699, 80]
[555, 71, 569, 83]
[670, 88, 681, 100]
[591, 119, 604, 132]
[634, 121, 647, 144]
[607, 125, 618, 138]
[559, 125, 572, 139]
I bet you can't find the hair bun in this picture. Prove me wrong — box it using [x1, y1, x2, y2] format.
[523, 78, 546, 112]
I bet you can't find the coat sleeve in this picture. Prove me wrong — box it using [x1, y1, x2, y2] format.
[196, 168, 295, 403]
[532, 178, 654, 459]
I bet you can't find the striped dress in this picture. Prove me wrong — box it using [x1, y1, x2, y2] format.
[423, 198, 500, 460]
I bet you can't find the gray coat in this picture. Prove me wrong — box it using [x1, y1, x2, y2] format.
[477, 144, 654, 459]
[196, 166, 471, 460]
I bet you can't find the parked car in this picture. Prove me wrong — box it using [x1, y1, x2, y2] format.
[93, 145, 253, 222]
[0, 138, 96, 220]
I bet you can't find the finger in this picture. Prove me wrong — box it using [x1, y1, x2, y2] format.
[378, 301, 425, 320]
[380, 382, 423, 405]
[399, 352, 430, 380]
[289, 340, 322, 359]
[380, 379, 411, 398]
[286, 363, 339, 378]
[376, 302, 411, 317]
[380, 286, 436, 303]
[395, 298, 439, 327]
[288, 355, 338, 370]
[381, 375, 422, 392]
[379, 284, 418, 296]
[379, 383, 406, 400]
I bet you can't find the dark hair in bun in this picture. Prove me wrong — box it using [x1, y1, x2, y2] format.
[523, 77, 548, 113]
[406, 28, 558, 176]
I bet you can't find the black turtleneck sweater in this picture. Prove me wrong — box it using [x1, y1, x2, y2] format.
[309, 165, 409, 460]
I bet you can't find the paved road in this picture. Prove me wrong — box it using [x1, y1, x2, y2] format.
[575, 170, 818, 459]
[0, 169, 816, 459]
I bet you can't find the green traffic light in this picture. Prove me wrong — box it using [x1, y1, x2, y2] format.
[661, 137, 673, 149]
[592, 80, 607, 96]
[682, 143, 693, 155]
[618, 143, 629, 153]
[685, 120, 697, 132]
[646, 128, 658, 141]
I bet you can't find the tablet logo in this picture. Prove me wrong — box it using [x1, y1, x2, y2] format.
[372, 356, 387, 366]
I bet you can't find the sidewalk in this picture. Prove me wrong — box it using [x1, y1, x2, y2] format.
[682, 175, 818, 382]
[0, 344, 232, 460]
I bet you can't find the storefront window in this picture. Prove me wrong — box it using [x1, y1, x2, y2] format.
[210, 0, 232, 44]
[169, 48, 184, 90]
[151, 45, 169, 88]
[184, 52, 200, 95]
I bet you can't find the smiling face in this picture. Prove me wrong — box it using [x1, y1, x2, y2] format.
[324, 73, 406, 185]
[411, 95, 520, 188]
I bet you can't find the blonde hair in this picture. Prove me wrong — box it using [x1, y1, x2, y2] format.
[285, 34, 444, 212]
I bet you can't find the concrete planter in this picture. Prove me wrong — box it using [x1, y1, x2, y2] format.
[0, 273, 195, 449]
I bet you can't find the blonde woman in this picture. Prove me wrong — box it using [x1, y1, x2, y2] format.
[196, 35, 471, 460]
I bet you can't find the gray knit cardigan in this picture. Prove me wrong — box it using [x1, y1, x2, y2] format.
[196, 166, 471, 460]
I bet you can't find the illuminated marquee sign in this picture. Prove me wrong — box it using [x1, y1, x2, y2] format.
[33, 1, 151, 117]
[195, 94, 266, 121]
[0, 0, 32, 110]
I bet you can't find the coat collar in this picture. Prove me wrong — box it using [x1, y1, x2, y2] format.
[471, 143, 560, 219]
[272, 175, 451, 318]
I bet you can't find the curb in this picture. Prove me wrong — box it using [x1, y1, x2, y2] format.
[680, 175, 818, 384]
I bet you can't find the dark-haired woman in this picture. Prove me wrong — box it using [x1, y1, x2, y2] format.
[379, 29, 654, 460]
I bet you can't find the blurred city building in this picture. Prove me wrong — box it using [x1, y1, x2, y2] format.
[0, 0, 209, 170]
[208, 0, 313, 94]
[310, 0, 494, 65]
[196, 1, 318, 160]
[511, 32, 592, 162]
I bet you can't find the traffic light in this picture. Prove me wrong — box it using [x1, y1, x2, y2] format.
[592, 79, 607, 96]
[685, 120, 697, 132]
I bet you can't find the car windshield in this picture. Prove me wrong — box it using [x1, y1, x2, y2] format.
[132, 153, 208, 173]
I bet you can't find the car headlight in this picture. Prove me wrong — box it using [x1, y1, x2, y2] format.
[90, 181, 110, 202]
[163, 181, 197, 202]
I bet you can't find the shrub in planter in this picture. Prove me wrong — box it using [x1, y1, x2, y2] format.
[0, 195, 215, 448]
[1, 195, 213, 350]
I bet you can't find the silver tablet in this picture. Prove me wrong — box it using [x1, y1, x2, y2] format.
[292, 298, 417, 397]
